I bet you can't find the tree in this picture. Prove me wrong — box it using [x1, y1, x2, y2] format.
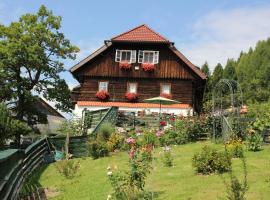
[0, 5, 79, 138]
[201, 62, 210, 78]
[223, 59, 237, 80]
[211, 63, 224, 86]
[0, 104, 32, 147]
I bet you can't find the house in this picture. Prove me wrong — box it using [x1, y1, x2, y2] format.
[35, 98, 66, 134]
[70, 24, 206, 117]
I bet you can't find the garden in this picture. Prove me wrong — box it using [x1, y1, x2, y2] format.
[20, 101, 270, 199]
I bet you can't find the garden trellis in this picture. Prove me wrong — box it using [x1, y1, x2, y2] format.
[212, 79, 244, 141]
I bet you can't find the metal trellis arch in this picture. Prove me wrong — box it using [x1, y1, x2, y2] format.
[212, 79, 244, 141]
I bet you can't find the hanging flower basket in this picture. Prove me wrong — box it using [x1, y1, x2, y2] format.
[119, 61, 131, 70]
[125, 92, 137, 102]
[96, 90, 110, 101]
[142, 63, 155, 72]
[160, 93, 172, 99]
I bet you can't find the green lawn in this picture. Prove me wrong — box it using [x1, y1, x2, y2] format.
[33, 142, 270, 200]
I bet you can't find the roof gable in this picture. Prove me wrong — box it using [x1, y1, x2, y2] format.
[111, 24, 170, 43]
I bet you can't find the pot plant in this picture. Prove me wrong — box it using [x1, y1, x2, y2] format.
[125, 92, 137, 102]
[160, 93, 172, 99]
[96, 90, 110, 101]
[119, 61, 131, 70]
[142, 63, 155, 72]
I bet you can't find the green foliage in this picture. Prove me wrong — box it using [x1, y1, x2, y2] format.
[88, 140, 109, 159]
[211, 63, 224, 87]
[106, 133, 125, 152]
[107, 134, 154, 199]
[192, 146, 232, 174]
[55, 159, 81, 178]
[162, 147, 173, 167]
[246, 131, 263, 151]
[223, 59, 237, 80]
[225, 138, 244, 158]
[0, 103, 32, 146]
[97, 122, 114, 141]
[247, 102, 270, 134]
[57, 118, 84, 136]
[0, 5, 79, 127]
[223, 147, 248, 200]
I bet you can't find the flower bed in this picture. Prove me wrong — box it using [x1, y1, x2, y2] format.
[95, 90, 110, 101]
[142, 63, 155, 72]
[125, 92, 137, 101]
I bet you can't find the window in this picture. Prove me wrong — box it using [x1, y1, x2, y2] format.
[115, 50, 136, 63]
[160, 83, 171, 94]
[99, 81, 108, 91]
[138, 50, 159, 64]
[127, 82, 137, 93]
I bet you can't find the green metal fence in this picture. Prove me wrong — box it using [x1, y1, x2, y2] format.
[0, 138, 51, 200]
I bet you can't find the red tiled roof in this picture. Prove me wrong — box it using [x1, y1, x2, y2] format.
[111, 24, 170, 43]
[77, 101, 191, 109]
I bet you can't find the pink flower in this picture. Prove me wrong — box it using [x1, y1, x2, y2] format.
[126, 137, 136, 144]
[156, 130, 164, 138]
[135, 128, 142, 136]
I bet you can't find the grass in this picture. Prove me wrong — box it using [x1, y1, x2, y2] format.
[29, 142, 270, 200]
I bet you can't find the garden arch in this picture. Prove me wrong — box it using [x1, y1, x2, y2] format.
[212, 79, 244, 141]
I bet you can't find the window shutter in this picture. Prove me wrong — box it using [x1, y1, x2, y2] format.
[131, 50, 136, 63]
[115, 49, 121, 62]
[154, 51, 159, 64]
[138, 50, 143, 63]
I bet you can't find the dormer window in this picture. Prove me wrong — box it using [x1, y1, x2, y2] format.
[138, 50, 159, 64]
[115, 50, 136, 63]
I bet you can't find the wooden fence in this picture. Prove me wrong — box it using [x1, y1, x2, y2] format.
[0, 138, 51, 200]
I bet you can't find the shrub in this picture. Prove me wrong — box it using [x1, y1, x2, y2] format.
[246, 130, 263, 151]
[192, 146, 231, 174]
[55, 159, 80, 178]
[107, 133, 124, 152]
[88, 141, 109, 159]
[225, 138, 244, 158]
[97, 123, 114, 141]
[162, 146, 173, 167]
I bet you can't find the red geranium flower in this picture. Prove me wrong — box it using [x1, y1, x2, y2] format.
[160, 93, 172, 99]
[96, 90, 110, 101]
[119, 61, 131, 70]
[160, 121, 167, 126]
[142, 63, 155, 72]
[125, 92, 137, 101]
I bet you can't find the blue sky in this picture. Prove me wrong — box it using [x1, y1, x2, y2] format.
[1, 0, 270, 89]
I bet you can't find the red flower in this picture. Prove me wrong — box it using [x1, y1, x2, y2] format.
[160, 93, 172, 99]
[160, 121, 167, 126]
[142, 63, 155, 72]
[119, 61, 131, 70]
[125, 92, 137, 101]
[96, 90, 110, 101]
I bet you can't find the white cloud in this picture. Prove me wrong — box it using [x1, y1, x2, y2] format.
[75, 39, 104, 62]
[179, 6, 270, 71]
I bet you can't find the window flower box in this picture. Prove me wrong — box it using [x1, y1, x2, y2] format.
[142, 63, 155, 72]
[119, 61, 131, 70]
[160, 93, 172, 99]
[125, 92, 137, 101]
[96, 90, 110, 101]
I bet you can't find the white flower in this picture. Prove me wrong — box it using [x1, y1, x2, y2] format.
[107, 171, 113, 176]
[107, 166, 111, 170]
[164, 146, 171, 152]
[107, 194, 112, 200]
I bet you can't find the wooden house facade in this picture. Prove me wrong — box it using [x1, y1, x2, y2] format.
[70, 24, 206, 117]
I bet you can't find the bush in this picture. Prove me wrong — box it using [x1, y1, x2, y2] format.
[162, 146, 173, 167]
[55, 159, 80, 178]
[225, 138, 244, 158]
[192, 146, 231, 174]
[88, 141, 109, 159]
[107, 133, 124, 152]
[97, 122, 114, 141]
[246, 130, 263, 151]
